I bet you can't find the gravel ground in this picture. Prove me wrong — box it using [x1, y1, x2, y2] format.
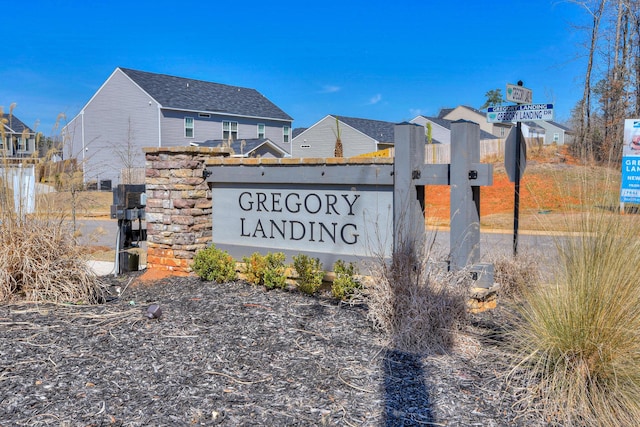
[0, 273, 542, 426]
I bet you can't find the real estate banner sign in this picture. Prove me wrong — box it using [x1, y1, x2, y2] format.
[620, 119, 640, 203]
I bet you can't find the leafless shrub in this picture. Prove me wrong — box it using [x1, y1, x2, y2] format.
[0, 217, 104, 303]
[365, 239, 468, 354]
[491, 253, 541, 300]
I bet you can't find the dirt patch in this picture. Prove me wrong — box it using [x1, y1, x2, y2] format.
[425, 159, 619, 231]
[137, 268, 183, 284]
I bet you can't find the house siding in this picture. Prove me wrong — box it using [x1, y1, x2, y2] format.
[538, 122, 571, 145]
[442, 106, 512, 138]
[291, 116, 378, 158]
[66, 69, 160, 185]
[410, 116, 450, 144]
[63, 67, 292, 185]
[160, 111, 289, 147]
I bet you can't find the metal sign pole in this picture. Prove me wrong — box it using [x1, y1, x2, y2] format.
[513, 120, 522, 257]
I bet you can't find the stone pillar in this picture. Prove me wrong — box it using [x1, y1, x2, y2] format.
[144, 146, 229, 275]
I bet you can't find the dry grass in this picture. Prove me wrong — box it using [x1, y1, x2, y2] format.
[0, 122, 106, 303]
[507, 166, 640, 426]
[365, 239, 469, 354]
[36, 190, 112, 218]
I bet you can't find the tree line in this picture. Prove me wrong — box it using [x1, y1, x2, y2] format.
[571, 0, 640, 163]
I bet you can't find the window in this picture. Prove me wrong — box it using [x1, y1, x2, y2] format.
[185, 117, 194, 138]
[223, 121, 238, 141]
[257, 123, 265, 139]
[553, 132, 559, 142]
[283, 125, 290, 143]
[17, 137, 26, 151]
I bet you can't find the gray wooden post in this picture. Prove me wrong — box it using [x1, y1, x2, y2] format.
[450, 120, 481, 271]
[393, 123, 426, 255]
[448, 119, 495, 288]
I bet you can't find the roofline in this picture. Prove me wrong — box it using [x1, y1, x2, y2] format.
[121, 67, 293, 121]
[244, 139, 290, 156]
[64, 67, 158, 130]
[63, 67, 294, 131]
[410, 116, 450, 132]
[330, 114, 387, 143]
[161, 106, 293, 124]
[291, 114, 333, 141]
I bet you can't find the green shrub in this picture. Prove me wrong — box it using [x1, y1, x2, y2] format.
[293, 254, 324, 295]
[242, 251, 287, 290]
[331, 260, 361, 300]
[242, 252, 267, 285]
[192, 245, 237, 283]
[263, 252, 287, 290]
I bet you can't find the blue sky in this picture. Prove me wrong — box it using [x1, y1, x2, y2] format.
[2, 0, 588, 136]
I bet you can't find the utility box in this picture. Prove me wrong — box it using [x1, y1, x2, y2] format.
[111, 184, 146, 274]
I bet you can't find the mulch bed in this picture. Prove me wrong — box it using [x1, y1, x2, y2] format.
[0, 273, 543, 426]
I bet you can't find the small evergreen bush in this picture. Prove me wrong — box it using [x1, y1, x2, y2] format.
[293, 254, 324, 295]
[242, 252, 267, 285]
[332, 260, 361, 300]
[242, 252, 287, 290]
[192, 245, 237, 283]
[263, 252, 288, 290]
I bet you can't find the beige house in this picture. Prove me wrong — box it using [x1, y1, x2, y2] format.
[439, 105, 513, 138]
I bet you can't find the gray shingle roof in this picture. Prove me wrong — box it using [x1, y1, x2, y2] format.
[119, 68, 293, 121]
[292, 127, 307, 139]
[419, 115, 498, 140]
[546, 121, 573, 132]
[335, 115, 395, 143]
[195, 138, 289, 155]
[1, 114, 33, 134]
[438, 105, 486, 118]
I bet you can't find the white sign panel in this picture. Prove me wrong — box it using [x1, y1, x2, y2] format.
[620, 119, 640, 203]
[212, 185, 393, 258]
[487, 103, 554, 123]
[506, 83, 532, 104]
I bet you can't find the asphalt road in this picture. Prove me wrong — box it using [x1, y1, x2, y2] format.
[74, 218, 558, 265]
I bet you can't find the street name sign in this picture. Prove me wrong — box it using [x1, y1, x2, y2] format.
[487, 103, 554, 123]
[506, 83, 532, 104]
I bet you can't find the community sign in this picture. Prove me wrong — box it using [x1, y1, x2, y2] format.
[620, 119, 640, 203]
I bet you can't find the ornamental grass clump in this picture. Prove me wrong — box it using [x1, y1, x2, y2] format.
[192, 245, 237, 283]
[509, 207, 640, 426]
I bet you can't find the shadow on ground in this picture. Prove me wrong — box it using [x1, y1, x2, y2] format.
[383, 349, 434, 426]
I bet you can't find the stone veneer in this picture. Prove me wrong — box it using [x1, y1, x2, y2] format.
[144, 146, 231, 275]
[144, 146, 393, 275]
